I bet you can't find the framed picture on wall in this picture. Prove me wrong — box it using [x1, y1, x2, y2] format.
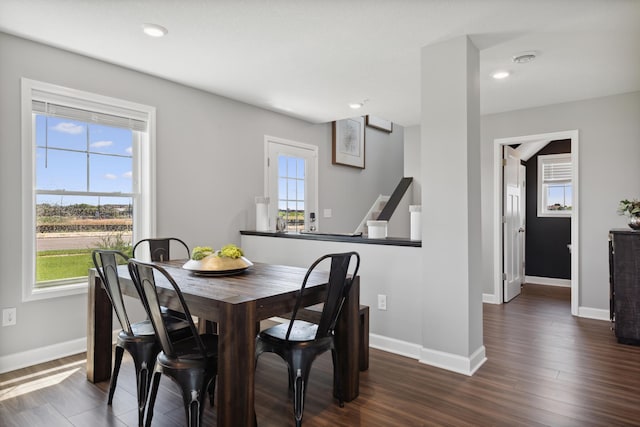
[332, 116, 365, 169]
[366, 115, 393, 133]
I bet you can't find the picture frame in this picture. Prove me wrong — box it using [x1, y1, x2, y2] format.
[366, 115, 393, 133]
[332, 116, 365, 169]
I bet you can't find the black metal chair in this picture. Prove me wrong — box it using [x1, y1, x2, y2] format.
[128, 259, 218, 427]
[91, 250, 190, 427]
[132, 237, 190, 262]
[132, 237, 206, 328]
[255, 252, 360, 427]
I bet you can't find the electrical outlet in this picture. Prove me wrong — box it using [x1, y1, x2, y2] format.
[377, 294, 387, 311]
[2, 308, 16, 327]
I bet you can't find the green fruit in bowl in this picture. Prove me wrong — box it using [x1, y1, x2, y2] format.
[191, 246, 214, 260]
[218, 244, 244, 259]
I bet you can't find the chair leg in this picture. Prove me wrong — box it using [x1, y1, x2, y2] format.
[208, 377, 216, 407]
[289, 363, 312, 427]
[145, 372, 161, 427]
[136, 366, 149, 427]
[293, 368, 305, 427]
[188, 399, 200, 427]
[128, 342, 158, 427]
[179, 377, 209, 427]
[108, 346, 124, 405]
[331, 348, 344, 407]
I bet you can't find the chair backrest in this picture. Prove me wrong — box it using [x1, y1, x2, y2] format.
[132, 237, 190, 262]
[127, 259, 206, 359]
[287, 252, 360, 340]
[92, 250, 133, 334]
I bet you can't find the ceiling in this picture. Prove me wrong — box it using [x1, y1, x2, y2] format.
[1, 0, 639, 127]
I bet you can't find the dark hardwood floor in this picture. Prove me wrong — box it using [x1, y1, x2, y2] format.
[1, 284, 639, 426]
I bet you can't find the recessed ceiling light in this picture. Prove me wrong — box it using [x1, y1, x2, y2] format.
[512, 51, 537, 64]
[492, 71, 510, 80]
[349, 102, 363, 109]
[142, 23, 168, 38]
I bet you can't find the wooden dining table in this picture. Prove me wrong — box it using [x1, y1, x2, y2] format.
[86, 260, 360, 427]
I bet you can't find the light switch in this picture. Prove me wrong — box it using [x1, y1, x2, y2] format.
[323, 209, 332, 218]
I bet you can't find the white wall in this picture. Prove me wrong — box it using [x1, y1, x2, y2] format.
[404, 91, 640, 314]
[481, 91, 640, 311]
[241, 235, 423, 346]
[404, 125, 422, 204]
[0, 32, 403, 368]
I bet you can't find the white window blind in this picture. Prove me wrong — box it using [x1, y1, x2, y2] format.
[32, 91, 148, 131]
[542, 158, 572, 184]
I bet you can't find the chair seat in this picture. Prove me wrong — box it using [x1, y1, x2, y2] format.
[128, 320, 155, 336]
[158, 334, 218, 364]
[259, 320, 319, 342]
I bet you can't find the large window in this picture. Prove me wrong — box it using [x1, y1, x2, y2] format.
[538, 153, 572, 217]
[265, 136, 318, 233]
[21, 79, 156, 300]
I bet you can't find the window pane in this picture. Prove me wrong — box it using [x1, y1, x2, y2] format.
[38, 116, 87, 151]
[90, 153, 133, 193]
[287, 178, 297, 200]
[278, 155, 287, 177]
[547, 184, 571, 211]
[36, 148, 87, 191]
[89, 124, 133, 155]
[278, 177, 287, 197]
[287, 157, 297, 177]
[36, 194, 133, 285]
[296, 158, 305, 179]
[297, 180, 305, 200]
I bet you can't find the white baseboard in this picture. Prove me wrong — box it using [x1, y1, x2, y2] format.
[0, 330, 120, 375]
[369, 333, 422, 360]
[525, 275, 571, 287]
[578, 306, 610, 321]
[483, 293, 500, 304]
[370, 333, 487, 376]
[420, 344, 487, 376]
[0, 337, 87, 374]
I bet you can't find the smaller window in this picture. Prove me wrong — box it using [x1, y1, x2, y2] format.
[538, 153, 572, 217]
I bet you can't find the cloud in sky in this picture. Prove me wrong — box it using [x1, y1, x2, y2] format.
[122, 171, 132, 179]
[104, 173, 117, 180]
[52, 122, 83, 134]
[125, 146, 133, 154]
[91, 140, 113, 148]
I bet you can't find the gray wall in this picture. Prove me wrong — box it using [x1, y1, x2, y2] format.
[481, 91, 640, 310]
[0, 32, 403, 361]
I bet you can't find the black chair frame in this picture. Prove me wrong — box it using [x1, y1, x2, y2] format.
[92, 250, 159, 427]
[133, 237, 190, 262]
[255, 251, 360, 427]
[128, 259, 218, 427]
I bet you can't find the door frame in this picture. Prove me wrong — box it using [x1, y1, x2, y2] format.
[263, 135, 319, 232]
[492, 130, 579, 315]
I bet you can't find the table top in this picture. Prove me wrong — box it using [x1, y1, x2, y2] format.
[117, 259, 329, 320]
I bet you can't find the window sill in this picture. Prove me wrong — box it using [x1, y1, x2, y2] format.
[537, 212, 572, 218]
[23, 280, 88, 302]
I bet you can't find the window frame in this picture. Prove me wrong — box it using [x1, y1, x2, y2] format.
[537, 153, 572, 218]
[264, 135, 318, 232]
[21, 78, 156, 301]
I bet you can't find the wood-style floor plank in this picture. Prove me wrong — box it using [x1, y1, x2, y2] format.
[1, 284, 640, 426]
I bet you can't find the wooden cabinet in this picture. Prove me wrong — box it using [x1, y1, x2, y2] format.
[609, 229, 640, 345]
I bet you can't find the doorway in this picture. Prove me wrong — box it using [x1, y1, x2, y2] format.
[493, 130, 579, 315]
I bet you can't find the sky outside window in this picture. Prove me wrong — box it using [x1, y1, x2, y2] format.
[35, 115, 133, 205]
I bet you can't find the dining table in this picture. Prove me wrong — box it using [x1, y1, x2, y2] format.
[86, 259, 361, 427]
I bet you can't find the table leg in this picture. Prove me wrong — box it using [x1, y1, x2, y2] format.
[86, 270, 113, 383]
[217, 302, 256, 427]
[334, 276, 360, 401]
